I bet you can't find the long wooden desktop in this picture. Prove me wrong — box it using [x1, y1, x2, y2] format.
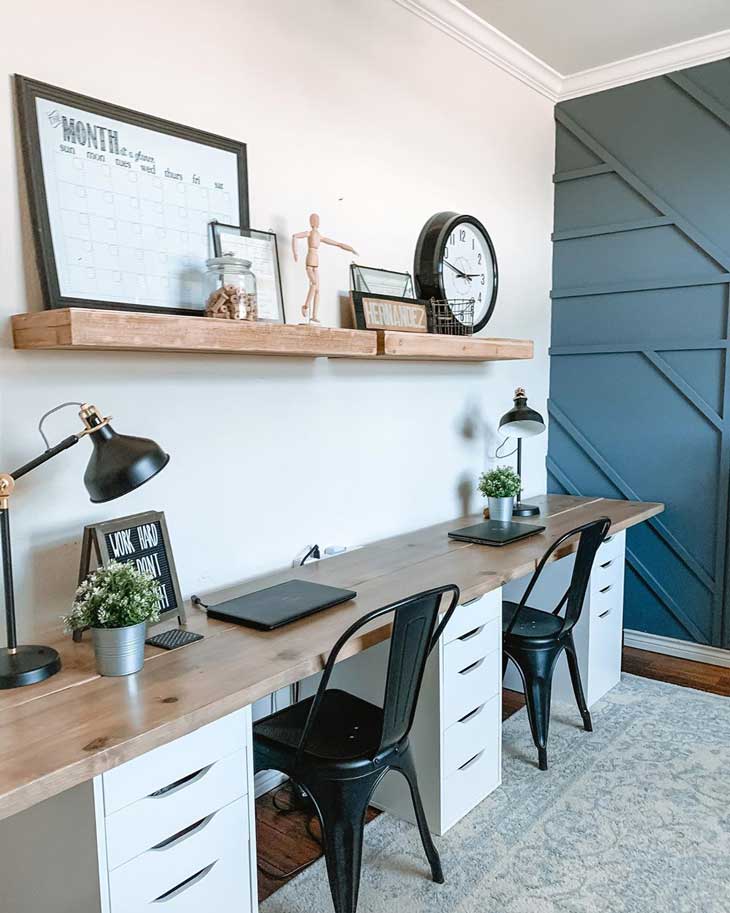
[0, 494, 662, 913]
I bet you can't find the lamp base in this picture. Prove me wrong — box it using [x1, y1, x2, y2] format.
[0, 645, 61, 689]
[513, 502, 540, 517]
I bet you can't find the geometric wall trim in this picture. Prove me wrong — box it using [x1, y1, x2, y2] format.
[550, 57, 730, 648]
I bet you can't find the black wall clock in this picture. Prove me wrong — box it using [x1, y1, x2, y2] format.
[414, 212, 498, 333]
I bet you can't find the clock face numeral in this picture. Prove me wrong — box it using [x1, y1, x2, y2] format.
[441, 222, 494, 315]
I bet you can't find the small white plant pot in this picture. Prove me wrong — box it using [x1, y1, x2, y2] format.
[91, 622, 147, 676]
[488, 496, 514, 522]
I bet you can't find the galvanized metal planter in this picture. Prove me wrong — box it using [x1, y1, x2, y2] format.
[91, 622, 147, 676]
[488, 496, 514, 522]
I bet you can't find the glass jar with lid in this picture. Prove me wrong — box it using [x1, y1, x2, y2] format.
[204, 255, 257, 320]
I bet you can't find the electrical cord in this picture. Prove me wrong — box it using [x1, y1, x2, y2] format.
[190, 595, 208, 611]
[493, 436, 518, 460]
[256, 783, 323, 881]
[299, 544, 321, 566]
[37, 401, 84, 450]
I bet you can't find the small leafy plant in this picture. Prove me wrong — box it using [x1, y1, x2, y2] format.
[478, 466, 521, 499]
[63, 561, 161, 632]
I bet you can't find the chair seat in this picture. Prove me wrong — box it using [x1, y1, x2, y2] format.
[502, 601, 564, 641]
[254, 689, 383, 761]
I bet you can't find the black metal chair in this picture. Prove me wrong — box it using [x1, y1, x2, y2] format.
[253, 584, 460, 913]
[502, 516, 611, 771]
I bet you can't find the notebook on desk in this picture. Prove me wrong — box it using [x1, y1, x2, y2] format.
[448, 519, 545, 546]
[206, 579, 357, 631]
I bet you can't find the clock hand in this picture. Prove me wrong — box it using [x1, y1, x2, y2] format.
[443, 260, 467, 278]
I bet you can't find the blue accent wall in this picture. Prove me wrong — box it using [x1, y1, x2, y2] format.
[549, 58, 730, 648]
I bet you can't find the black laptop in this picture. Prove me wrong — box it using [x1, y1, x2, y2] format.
[448, 519, 545, 547]
[206, 579, 356, 631]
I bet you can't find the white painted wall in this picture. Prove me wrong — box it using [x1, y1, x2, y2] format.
[0, 0, 554, 638]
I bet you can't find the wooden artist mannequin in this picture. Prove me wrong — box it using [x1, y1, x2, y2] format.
[292, 213, 358, 323]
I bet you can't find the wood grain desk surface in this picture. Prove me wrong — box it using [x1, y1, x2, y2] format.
[0, 495, 662, 821]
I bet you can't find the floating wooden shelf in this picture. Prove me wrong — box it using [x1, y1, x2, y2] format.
[372, 330, 534, 361]
[11, 309, 534, 362]
[11, 308, 377, 358]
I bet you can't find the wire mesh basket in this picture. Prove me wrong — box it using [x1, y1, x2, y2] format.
[427, 298, 475, 336]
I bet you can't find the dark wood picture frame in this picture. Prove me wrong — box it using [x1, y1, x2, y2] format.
[76, 511, 185, 639]
[15, 74, 249, 315]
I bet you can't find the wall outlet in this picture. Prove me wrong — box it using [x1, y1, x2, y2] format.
[291, 543, 359, 567]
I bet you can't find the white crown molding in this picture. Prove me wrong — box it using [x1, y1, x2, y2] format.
[561, 28, 730, 100]
[390, 0, 562, 101]
[393, 0, 730, 103]
[624, 629, 730, 669]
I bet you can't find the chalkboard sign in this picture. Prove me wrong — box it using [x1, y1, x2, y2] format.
[77, 511, 184, 628]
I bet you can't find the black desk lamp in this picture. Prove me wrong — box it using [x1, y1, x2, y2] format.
[0, 402, 169, 689]
[498, 387, 546, 517]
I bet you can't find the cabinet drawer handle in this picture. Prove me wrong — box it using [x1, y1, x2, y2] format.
[600, 559, 614, 570]
[458, 703, 485, 724]
[149, 763, 213, 799]
[458, 750, 484, 772]
[458, 625, 484, 642]
[458, 657, 485, 676]
[604, 535, 614, 543]
[460, 596, 482, 607]
[152, 811, 216, 851]
[153, 861, 217, 903]
[599, 584, 613, 594]
[598, 608, 612, 619]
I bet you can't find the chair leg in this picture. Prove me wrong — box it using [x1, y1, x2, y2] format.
[565, 635, 592, 732]
[397, 748, 444, 884]
[524, 673, 552, 770]
[510, 645, 560, 771]
[303, 774, 379, 913]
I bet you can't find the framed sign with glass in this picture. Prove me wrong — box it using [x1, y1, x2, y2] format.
[210, 221, 285, 322]
[350, 263, 415, 299]
[15, 75, 249, 315]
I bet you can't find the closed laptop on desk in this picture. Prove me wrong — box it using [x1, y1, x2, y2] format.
[448, 520, 544, 546]
[207, 579, 357, 631]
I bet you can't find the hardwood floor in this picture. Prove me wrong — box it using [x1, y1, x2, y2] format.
[622, 646, 730, 696]
[255, 646, 729, 901]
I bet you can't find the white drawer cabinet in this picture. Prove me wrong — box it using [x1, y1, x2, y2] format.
[97, 708, 257, 913]
[503, 530, 626, 708]
[315, 588, 503, 835]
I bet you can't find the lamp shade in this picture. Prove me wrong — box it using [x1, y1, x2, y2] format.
[83, 422, 169, 503]
[499, 388, 545, 439]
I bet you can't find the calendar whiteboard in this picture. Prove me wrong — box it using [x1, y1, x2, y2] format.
[17, 76, 248, 314]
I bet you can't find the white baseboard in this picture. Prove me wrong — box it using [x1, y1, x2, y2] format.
[624, 629, 730, 669]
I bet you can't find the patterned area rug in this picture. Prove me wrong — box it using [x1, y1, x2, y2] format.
[261, 675, 730, 913]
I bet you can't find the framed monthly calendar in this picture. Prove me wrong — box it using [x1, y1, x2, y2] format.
[15, 75, 249, 315]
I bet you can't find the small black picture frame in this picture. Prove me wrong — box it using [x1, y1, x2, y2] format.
[210, 221, 286, 323]
[76, 511, 185, 639]
[15, 74, 249, 315]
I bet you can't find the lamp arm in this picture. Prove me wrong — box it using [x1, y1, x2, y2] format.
[9, 434, 81, 482]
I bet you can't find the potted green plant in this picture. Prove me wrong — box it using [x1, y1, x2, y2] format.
[478, 466, 521, 522]
[63, 561, 161, 676]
